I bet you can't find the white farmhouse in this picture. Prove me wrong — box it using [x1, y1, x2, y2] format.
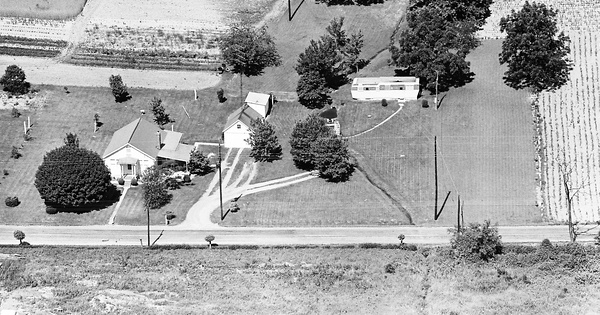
[351, 77, 420, 101]
[102, 118, 195, 179]
[222, 92, 272, 148]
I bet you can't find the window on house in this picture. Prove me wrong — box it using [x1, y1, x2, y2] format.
[351, 86, 358, 91]
[237, 124, 241, 129]
[390, 85, 405, 90]
[379, 85, 388, 90]
[127, 164, 132, 170]
[364, 87, 377, 91]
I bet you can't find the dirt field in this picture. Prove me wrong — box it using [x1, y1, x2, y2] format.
[0, 0, 86, 20]
[0, 55, 220, 90]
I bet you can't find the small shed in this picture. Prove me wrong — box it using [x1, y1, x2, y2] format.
[222, 106, 263, 148]
[245, 92, 272, 117]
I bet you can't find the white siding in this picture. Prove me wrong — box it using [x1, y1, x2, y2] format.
[248, 103, 267, 117]
[103, 145, 156, 179]
[223, 121, 251, 148]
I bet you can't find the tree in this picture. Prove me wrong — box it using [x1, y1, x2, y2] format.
[342, 31, 365, 74]
[499, 2, 572, 93]
[0, 65, 30, 95]
[13, 230, 25, 245]
[149, 97, 174, 128]
[109, 74, 130, 102]
[64, 132, 79, 147]
[312, 135, 355, 182]
[296, 36, 342, 88]
[141, 166, 171, 210]
[35, 141, 115, 208]
[289, 114, 333, 170]
[390, 4, 479, 93]
[11, 146, 21, 159]
[205, 235, 215, 248]
[297, 71, 332, 110]
[410, 0, 494, 27]
[188, 149, 213, 175]
[246, 118, 282, 162]
[219, 24, 281, 102]
[449, 220, 502, 261]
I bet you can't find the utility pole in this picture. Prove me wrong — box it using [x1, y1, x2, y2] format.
[457, 195, 461, 233]
[434, 70, 439, 109]
[434, 136, 438, 219]
[219, 141, 224, 220]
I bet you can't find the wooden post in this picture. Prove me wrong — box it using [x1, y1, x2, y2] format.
[147, 206, 150, 247]
[23, 121, 27, 134]
[194, 89, 197, 100]
[27, 116, 30, 128]
[457, 195, 461, 233]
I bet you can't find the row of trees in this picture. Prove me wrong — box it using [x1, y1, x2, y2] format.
[296, 17, 364, 109]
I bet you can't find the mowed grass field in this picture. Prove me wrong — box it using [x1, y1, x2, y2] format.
[351, 40, 541, 226]
[0, 84, 241, 225]
[231, 0, 408, 93]
[1, 244, 599, 314]
[0, 0, 87, 19]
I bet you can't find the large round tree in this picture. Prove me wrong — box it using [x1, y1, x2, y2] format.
[35, 142, 115, 209]
[0, 65, 30, 95]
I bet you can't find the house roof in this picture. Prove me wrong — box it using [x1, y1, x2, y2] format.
[223, 105, 263, 132]
[320, 107, 338, 119]
[158, 143, 195, 162]
[245, 92, 270, 106]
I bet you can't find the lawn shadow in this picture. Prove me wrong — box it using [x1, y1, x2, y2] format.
[46, 184, 122, 214]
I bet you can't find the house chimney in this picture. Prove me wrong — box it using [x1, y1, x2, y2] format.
[156, 131, 161, 149]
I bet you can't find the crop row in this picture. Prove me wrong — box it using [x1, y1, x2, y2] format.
[537, 31, 600, 223]
[0, 35, 67, 47]
[0, 46, 60, 57]
[67, 53, 221, 71]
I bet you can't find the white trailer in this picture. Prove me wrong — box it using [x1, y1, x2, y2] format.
[351, 77, 420, 101]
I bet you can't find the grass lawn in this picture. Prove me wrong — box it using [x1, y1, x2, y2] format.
[351, 40, 541, 226]
[224, 0, 408, 93]
[1, 244, 599, 314]
[0, 84, 241, 225]
[114, 173, 213, 226]
[215, 169, 408, 227]
[0, 0, 86, 19]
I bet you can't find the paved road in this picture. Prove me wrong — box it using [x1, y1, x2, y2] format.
[0, 225, 595, 246]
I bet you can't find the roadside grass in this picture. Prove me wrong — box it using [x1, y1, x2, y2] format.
[226, 0, 408, 93]
[215, 170, 409, 227]
[0, 245, 599, 314]
[350, 40, 540, 226]
[0, 0, 86, 19]
[0, 84, 240, 225]
[339, 99, 401, 136]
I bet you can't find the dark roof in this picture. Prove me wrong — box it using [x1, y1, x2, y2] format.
[223, 105, 263, 132]
[320, 107, 338, 119]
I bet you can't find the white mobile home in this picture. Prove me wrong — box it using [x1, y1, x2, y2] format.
[351, 77, 420, 101]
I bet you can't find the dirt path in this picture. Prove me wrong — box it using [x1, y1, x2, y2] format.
[58, 0, 103, 60]
[0, 55, 221, 90]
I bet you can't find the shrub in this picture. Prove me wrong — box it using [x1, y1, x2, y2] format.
[165, 177, 180, 190]
[117, 178, 125, 185]
[217, 88, 226, 103]
[421, 99, 429, 108]
[13, 230, 25, 245]
[398, 234, 405, 244]
[46, 206, 58, 214]
[3, 169, 8, 176]
[165, 212, 176, 220]
[205, 235, 215, 248]
[359, 243, 380, 249]
[182, 174, 191, 183]
[381, 99, 387, 107]
[541, 238, 552, 248]
[10, 146, 21, 159]
[5, 196, 19, 207]
[449, 220, 503, 261]
[130, 177, 138, 186]
[384, 263, 396, 274]
[11, 107, 20, 118]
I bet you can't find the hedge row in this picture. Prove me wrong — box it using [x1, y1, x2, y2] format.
[0, 46, 60, 57]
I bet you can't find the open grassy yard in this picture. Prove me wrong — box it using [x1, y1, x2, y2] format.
[0, 244, 598, 314]
[230, 0, 408, 93]
[0, 0, 86, 19]
[350, 40, 541, 226]
[215, 170, 408, 227]
[0, 84, 241, 225]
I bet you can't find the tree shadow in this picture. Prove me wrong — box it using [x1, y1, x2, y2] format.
[46, 184, 122, 214]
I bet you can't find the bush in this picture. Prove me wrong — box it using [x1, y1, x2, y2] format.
[46, 206, 58, 214]
[3, 169, 8, 176]
[5, 196, 19, 207]
[130, 177, 138, 186]
[449, 220, 503, 261]
[384, 263, 396, 274]
[421, 99, 429, 108]
[541, 238, 552, 248]
[10, 146, 21, 159]
[11, 107, 20, 118]
[381, 99, 387, 107]
[217, 88, 226, 103]
[165, 213, 176, 220]
[117, 178, 125, 185]
[182, 174, 191, 183]
[165, 177, 180, 190]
